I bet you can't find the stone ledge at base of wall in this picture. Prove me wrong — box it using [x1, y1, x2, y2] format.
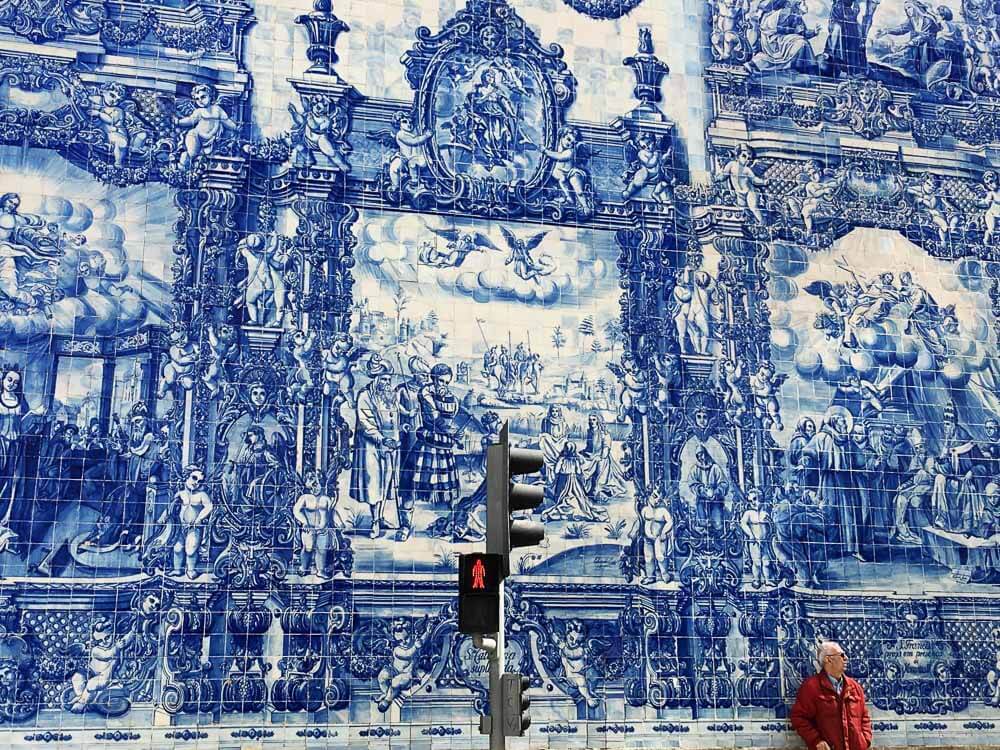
[5, 729, 1000, 750]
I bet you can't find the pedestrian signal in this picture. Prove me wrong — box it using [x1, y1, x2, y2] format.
[458, 552, 502, 634]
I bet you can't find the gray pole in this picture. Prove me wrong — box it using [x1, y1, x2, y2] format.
[487, 580, 505, 750]
[486, 439, 507, 750]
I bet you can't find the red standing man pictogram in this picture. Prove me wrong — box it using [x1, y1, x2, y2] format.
[471, 558, 486, 590]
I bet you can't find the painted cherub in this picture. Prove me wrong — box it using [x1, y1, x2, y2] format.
[368, 112, 433, 198]
[712, 0, 749, 60]
[968, 25, 1000, 96]
[606, 354, 648, 423]
[203, 323, 237, 397]
[175, 84, 238, 170]
[719, 357, 747, 424]
[652, 350, 680, 409]
[321, 333, 365, 408]
[158, 330, 200, 400]
[628, 485, 674, 585]
[789, 160, 846, 235]
[543, 125, 595, 217]
[285, 329, 318, 403]
[288, 95, 350, 171]
[739, 488, 776, 588]
[66, 617, 137, 713]
[749, 361, 787, 432]
[375, 616, 431, 713]
[980, 170, 1000, 244]
[714, 144, 767, 224]
[987, 627, 1000, 706]
[88, 82, 150, 166]
[552, 619, 600, 708]
[622, 131, 673, 203]
[150, 465, 213, 579]
[905, 173, 960, 244]
[292, 471, 340, 578]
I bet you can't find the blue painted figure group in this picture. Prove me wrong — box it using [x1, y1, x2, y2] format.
[350, 354, 461, 541]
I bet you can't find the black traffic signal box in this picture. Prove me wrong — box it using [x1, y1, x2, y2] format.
[458, 552, 502, 635]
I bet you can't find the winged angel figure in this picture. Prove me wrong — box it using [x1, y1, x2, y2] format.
[420, 226, 502, 269]
[420, 225, 556, 282]
[499, 226, 555, 281]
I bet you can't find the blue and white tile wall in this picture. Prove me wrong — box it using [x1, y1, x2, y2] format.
[0, 0, 998, 747]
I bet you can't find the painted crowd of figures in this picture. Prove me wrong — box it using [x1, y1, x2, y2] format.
[786, 407, 1000, 554]
[715, 0, 1000, 99]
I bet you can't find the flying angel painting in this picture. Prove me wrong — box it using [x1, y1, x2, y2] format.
[420, 227, 502, 269]
[498, 226, 555, 281]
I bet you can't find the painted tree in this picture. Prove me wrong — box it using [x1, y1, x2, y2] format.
[603, 319, 624, 358]
[552, 325, 567, 359]
[392, 287, 410, 338]
[578, 315, 595, 354]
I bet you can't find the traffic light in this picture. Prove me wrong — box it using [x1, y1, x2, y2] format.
[486, 423, 545, 569]
[465, 422, 543, 750]
[501, 672, 531, 737]
[458, 552, 502, 635]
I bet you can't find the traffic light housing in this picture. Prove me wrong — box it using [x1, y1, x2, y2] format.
[487, 423, 545, 570]
[458, 552, 502, 635]
[501, 672, 531, 736]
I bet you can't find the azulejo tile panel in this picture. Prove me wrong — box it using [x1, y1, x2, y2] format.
[0, 0, 999, 747]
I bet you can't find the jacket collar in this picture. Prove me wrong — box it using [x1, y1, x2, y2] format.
[818, 672, 856, 698]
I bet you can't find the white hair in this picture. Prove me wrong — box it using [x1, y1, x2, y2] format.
[816, 641, 842, 671]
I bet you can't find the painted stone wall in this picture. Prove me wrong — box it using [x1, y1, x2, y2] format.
[0, 0, 999, 748]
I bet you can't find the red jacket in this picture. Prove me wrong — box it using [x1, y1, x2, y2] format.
[790, 672, 872, 750]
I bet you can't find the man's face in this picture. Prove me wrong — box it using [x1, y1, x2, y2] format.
[987, 420, 999, 440]
[695, 409, 709, 430]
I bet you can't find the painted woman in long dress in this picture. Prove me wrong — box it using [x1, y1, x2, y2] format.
[468, 68, 519, 165]
[542, 442, 610, 523]
[0, 366, 29, 551]
[582, 412, 627, 501]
